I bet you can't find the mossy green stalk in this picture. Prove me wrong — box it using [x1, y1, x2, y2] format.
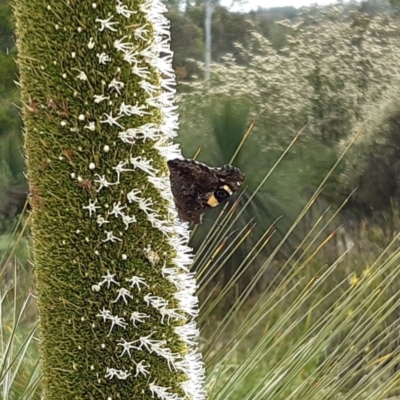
[14, 0, 205, 398]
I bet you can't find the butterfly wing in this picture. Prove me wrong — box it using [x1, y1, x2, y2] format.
[212, 164, 245, 193]
[167, 159, 245, 224]
[168, 159, 220, 191]
[167, 159, 217, 223]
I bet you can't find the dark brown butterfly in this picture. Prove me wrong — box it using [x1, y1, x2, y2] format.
[167, 158, 245, 224]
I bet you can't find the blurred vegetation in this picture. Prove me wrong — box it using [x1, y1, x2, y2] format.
[0, 0, 25, 238]
[172, 0, 400, 278]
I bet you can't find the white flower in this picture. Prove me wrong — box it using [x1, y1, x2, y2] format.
[149, 382, 178, 400]
[130, 156, 158, 176]
[96, 16, 118, 32]
[100, 112, 124, 128]
[147, 176, 171, 194]
[119, 124, 161, 143]
[91, 284, 101, 292]
[131, 62, 151, 79]
[109, 201, 127, 218]
[127, 189, 142, 203]
[103, 231, 122, 243]
[151, 344, 180, 371]
[126, 276, 149, 292]
[105, 367, 119, 379]
[96, 307, 111, 322]
[144, 293, 168, 309]
[134, 25, 149, 40]
[138, 198, 156, 215]
[174, 322, 199, 346]
[112, 160, 135, 182]
[130, 311, 150, 327]
[114, 36, 134, 52]
[96, 215, 110, 226]
[154, 141, 181, 159]
[151, 55, 175, 77]
[107, 315, 128, 336]
[134, 360, 150, 377]
[160, 76, 176, 91]
[105, 367, 130, 380]
[116, 0, 136, 18]
[116, 370, 131, 380]
[97, 52, 111, 64]
[164, 270, 196, 292]
[113, 288, 133, 305]
[99, 271, 120, 289]
[108, 78, 125, 95]
[140, 80, 160, 95]
[119, 101, 151, 116]
[123, 50, 139, 64]
[174, 290, 199, 317]
[88, 37, 95, 49]
[82, 199, 101, 217]
[77, 71, 87, 80]
[121, 214, 137, 230]
[84, 121, 96, 131]
[119, 129, 136, 144]
[93, 94, 110, 103]
[94, 174, 117, 192]
[159, 307, 186, 324]
[138, 333, 160, 352]
[117, 338, 139, 358]
[146, 92, 173, 109]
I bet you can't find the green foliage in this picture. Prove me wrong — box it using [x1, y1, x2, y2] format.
[0, 279, 40, 400]
[339, 82, 400, 213]
[0, 231, 29, 264]
[248, 7, 298, 49]
[195, 162, 400, 398]
[168, 8, 204, 70]
[0, 142, 27, 236]
[0, 1, 15, 51]
[189, 146, 400, 399]
[177, 4, 400, 231]
[0, 0, 25, 235]
[211, 7, 252, 63]
[0, 219, 39, 400]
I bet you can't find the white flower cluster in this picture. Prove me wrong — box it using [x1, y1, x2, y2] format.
[91, 262, 205, 398]
[65, 0, 206, 399]
[178, 5, 400, 152]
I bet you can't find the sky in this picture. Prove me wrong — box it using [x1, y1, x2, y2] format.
[221, 0, 336, 10]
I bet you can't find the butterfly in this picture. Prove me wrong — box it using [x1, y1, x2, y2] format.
[167, 158, 245, 224]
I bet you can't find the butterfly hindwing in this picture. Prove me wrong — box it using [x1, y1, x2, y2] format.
[167, 158, 245, 224]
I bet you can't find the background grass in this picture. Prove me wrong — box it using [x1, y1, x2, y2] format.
[2, 162, 400, 399]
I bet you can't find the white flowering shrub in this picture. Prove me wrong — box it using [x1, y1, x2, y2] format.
[284, 6, 400, 144]
[173, 4, 400, 277]
[177, 5, 400, 154]
[14, 0, 206, 398]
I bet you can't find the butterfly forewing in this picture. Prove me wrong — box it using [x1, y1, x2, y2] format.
[167, 158, 245, 224]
